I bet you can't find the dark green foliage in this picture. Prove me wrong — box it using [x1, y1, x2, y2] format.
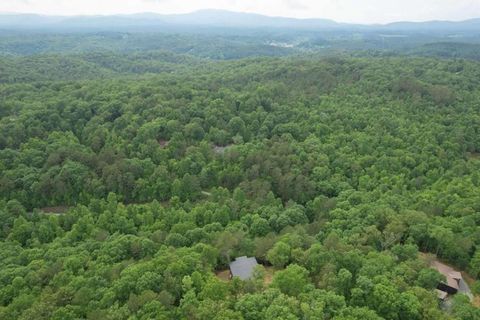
[0, 43, 479, 319]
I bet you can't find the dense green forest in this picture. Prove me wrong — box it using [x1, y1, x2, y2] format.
[1, 29, 480, 319]
[1, 30, 480, 61]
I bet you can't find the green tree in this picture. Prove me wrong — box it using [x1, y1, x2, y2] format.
[271, 264, 309, 296]
[267, 241, 291, 268]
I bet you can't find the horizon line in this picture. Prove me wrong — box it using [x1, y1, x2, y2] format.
[0, 8, 479, 26]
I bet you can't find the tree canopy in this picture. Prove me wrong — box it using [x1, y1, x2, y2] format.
[0, 38, 480, 319]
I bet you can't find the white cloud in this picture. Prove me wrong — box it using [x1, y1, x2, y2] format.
[1, 0, 479, 23]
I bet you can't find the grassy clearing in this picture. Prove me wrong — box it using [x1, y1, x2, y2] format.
[215, 269, 231, 282]
[264, 266, 275, 285]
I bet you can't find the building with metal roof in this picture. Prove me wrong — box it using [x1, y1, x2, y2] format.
[229, 256, 258, 280]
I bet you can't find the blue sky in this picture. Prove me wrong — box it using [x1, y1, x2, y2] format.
[2, 0, 479, 23]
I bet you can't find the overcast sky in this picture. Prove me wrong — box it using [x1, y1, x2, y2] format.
[1, 0, 479, 24]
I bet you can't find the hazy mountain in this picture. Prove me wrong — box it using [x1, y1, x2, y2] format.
[0, 10, 342, 31]
[384, 18, 480, 32]
[0, 13, 65, 28]
[158, 9, 341, 29]
[0, 9, 479, 32]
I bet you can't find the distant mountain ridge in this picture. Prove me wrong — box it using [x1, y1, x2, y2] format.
[0, 9, 479, 32]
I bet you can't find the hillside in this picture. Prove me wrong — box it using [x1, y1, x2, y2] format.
[0, 10, 479, 33]
[1, 54, 480, 319]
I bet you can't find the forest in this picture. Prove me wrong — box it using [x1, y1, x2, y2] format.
[1, 24, 480, 320]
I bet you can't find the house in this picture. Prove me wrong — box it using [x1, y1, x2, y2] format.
[229, 256, 258, 280]
[432, 261, 462, 296]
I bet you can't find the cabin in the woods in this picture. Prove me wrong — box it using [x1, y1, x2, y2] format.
[432, 261, 462, 297]
[229, 256, 258, 280]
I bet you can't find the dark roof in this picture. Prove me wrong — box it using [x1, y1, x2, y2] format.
[229, 256, 258, 280]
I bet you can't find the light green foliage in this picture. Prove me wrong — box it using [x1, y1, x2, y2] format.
[415, 268, 445, 290]
[271, 264, 309, 296]
[1, 45, 480, 319]
[267, 241, 291, 268]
